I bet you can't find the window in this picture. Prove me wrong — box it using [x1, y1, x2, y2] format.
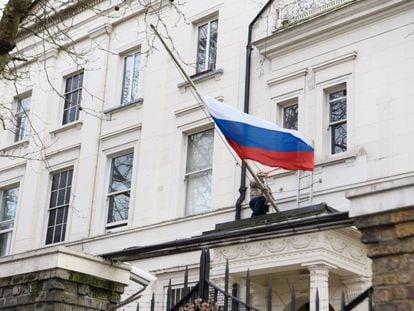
[196, 19, 218, 73]
[62, 72, 83, 125]
[14, 96, 31, 142]
[282, 102, 298, 130]
[107, 153, 134, 228]
[328, 87, 347, 154]
[45, 169, 73, 245]
[121, 51, 140, 105]
[0, 186, 19, 256]
[185, 129, 214, 215]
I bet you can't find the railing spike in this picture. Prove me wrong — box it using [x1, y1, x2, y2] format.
[246, 269, 251, 311]
[315, 288, 319, 311]
[267, 276, 272, 311]
[224, 259, 229, 311]
[291, 286, 296, 311]
[136, 302, 139, 311]
[150, 293, 155, 311]
[341, 291, 346, 311]
[184, 265, 189, 296]
[166, 279, 172, 311]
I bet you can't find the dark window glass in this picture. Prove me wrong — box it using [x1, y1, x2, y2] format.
[328, 88, 347, 154]
[0, 187, 19, 256]
[62, 72, 83, 125]
[45, 169, 72, 245]
[283, 104, 298, 130]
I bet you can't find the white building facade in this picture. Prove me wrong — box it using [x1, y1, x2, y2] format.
[0, 0, 413, 310]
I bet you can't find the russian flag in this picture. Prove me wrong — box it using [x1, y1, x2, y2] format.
[203, 96, 314, 171]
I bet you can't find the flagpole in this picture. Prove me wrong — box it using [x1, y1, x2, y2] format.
[150, 24, 279, 213]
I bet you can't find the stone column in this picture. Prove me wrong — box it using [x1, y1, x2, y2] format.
[305, 264, 331, 311]
[354, 206, 414, 311]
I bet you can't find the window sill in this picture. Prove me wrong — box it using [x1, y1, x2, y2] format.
[106, 221, 128, 233]
[50, 120, 83, 136]
[104, 98, 143, 115]
[316, 151, 358, 168]
[0, 139, 29, 154]
[177, 68, 224, 92]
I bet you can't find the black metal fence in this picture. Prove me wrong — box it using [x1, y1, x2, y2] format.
[137, 248, 372, 311]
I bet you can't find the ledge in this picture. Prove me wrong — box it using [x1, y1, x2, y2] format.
[49, 120, 83, 136]
[177, 68, 224, 91]
[104, 98, 143, 115]
[0, 139, 29, 154]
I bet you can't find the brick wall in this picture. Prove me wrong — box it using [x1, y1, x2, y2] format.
[355, 206, 414, 310]
[0, 267, 125, 310]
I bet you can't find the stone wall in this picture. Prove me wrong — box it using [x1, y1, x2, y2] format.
[355, 206, 414, 310]
[0, 267, 125, 310]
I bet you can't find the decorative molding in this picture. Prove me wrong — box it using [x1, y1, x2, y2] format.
[267, 68, 308, 87]
[0, 140, 29, 154]
[104, 99, 143, 115]
[100, 123, 142, 142]
[87, 24, 113, 39]
[177, 69, 224, 92]
[45, 143, 81, 159]
[174, 104, 203, 117]
[49, 120, 83, 136]
[187, 4, 222, 23]
[311, 51, 357, 72]
[212, 230, 371, 276]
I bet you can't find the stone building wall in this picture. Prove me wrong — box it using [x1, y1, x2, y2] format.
[0, 268, 125, 310]
[355, 206, 414, 310]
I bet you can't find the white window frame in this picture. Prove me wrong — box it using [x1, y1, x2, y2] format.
[45, 168, 73, 245]
[195, 18, 218, 73]
[327, 84, 347, 155]
[62, 71, 84, 125]
[14, 95, 31, 143]
[184, 129, 214, 215]
[120, 50, 141, 105]
[106, 152, 134, 229]
[0, 185, 19, 256]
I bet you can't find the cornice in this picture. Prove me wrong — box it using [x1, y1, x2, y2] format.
[253, 0, 413, 59]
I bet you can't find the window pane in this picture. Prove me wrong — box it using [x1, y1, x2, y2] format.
[283, 104, 298, 130]
[196, 23, 208, 73]
[0, 187, 19, 222]
[121, 53, 140, 105]
[186, 130, 214, 173]
[62, 73, 83, 125]
[14, 96, 31, 142]
[110, 153, 133, 192]
[0, 232, 11, 256]
[208, 20, 218, 71]
[332, 123, 347, 154]
[330, 98, 347, 122]
[46, 169, 72, 245]
[329, 89, 346, 100]
[108, 192, 130, 223]
[185, 171, 212, 215]
[131, 53, 140, 102]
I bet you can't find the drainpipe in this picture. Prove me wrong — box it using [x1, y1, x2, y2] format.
[235, 0, 275, 220]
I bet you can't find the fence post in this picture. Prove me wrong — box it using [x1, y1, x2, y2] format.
[368, 287, 373, 311]
[315, 289, 319, 311]
[246, 269, 251, 311]
[340, 291, 346, 311]
[224, 259, 229, 311]
[199, 249, 206, 302]
[232, 283, 239, 310]
[184, 265, 189, 296]
[151, 293, 155, 311]
[166, 279, 172, 311]
[136, 302, 139, 311]
[267, 276, 272, 311]
[291, 286, 296, 311]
